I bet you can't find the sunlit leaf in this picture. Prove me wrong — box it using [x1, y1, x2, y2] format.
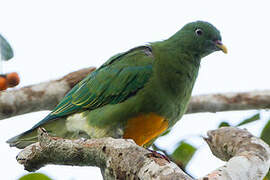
[261, 119, 270, 145]
[171, 141, 196, 168]
[19, 173, 52, 180]
[0, 34, 13, 61]
[237, 113, 260, 126]
[218, 121, 230, 128]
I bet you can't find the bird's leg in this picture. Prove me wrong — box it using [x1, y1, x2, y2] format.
[146, 148, 170, 162]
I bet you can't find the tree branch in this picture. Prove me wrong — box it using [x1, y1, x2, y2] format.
[0, 67, 269, 120]
[0, 67, 95, 120]
[201, 127, 270, 180]
[17, 127, 270, 180]
[17, 128, 192, 180]
[187, 91, 270, 114]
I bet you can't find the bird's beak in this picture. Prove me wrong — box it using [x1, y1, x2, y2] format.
[215, 40, 228, 54]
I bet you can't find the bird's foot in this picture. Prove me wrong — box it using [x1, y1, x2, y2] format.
[146, 149, 170, 162]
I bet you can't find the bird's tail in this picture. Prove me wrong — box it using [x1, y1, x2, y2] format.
[6, 116, 92, 149]
[6, 117, 68, 149]
[6, 129, 38, 149]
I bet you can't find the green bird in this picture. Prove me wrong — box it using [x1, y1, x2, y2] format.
[7, 21, 227, 149]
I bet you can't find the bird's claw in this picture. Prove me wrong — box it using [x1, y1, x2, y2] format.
[146, 149, 170, 162]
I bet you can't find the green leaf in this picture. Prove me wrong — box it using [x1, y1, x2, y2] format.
[19, 173, 52, 180]
[0, 34, 14, 61]
[261, 119, 270, 145]
[159, 129, 171, 137]
[236, 113, 260, 126]
[261, 120, 270, 180]
[263, 171, 270, 180]
[218, 121, 230, 128]
[171, 141, 196, 168]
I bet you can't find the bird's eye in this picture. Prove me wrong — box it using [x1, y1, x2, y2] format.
[195, 29, 203, 36]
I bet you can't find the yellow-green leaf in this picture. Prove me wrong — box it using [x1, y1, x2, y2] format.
[171, 141, 196, 168]
[19, 173, 52, 180]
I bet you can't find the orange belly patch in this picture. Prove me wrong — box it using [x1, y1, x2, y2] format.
[123, 113, 168, 146]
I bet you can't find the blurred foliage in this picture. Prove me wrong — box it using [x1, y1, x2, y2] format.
[218, 112, 260, 128]
[0, 34, 13, 61]
[236, 113, 260, 126]
[262, 118, 270, 180]
[261, 118, 270, 147]
[0, 34, 20, 91]
[171, 141, 196, 169]
[218, 121, 231, 128]
[264, 172, 270, 180]
[19, 173, 52, 180]
[160, 129, 171, 137]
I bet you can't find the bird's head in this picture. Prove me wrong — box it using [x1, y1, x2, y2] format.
[170, 21, 227, 58]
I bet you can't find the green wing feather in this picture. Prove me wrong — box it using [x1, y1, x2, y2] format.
[31, 46, 154, 129]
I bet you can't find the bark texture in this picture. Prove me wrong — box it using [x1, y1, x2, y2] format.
[201, 127, 270, 180]
[187, 91, 270, 114]
[0, 67, 95, 120]
[17, 128, 192, 180]
[0, 67, 269, 120]
[17, 127, 270, 180]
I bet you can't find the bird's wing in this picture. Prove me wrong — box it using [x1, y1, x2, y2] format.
[31, 46, 154, 129]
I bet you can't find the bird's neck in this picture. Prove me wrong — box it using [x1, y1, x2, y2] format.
[151, 41, 201, 98]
